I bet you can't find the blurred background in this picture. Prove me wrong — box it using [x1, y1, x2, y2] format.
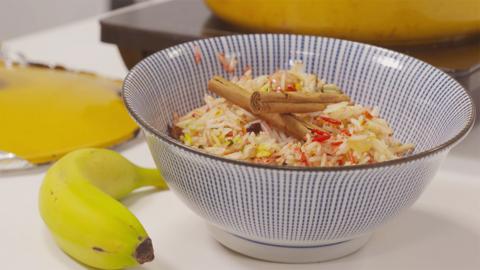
[0, 0, 141, 39]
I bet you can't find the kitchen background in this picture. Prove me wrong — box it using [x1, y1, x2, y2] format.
[0, 0, 144, 39]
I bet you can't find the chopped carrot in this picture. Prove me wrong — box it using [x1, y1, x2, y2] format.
[364, 111, 374, 120]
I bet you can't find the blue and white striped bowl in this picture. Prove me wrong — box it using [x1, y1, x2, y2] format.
[123, 34, 475, 263]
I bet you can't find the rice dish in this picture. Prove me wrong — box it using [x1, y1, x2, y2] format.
[173, 62, 413, 167]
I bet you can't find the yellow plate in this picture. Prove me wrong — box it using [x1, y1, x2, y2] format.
[0, 61, 138, 164]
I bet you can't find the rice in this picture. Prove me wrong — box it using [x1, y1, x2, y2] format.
[173, 62, 414, 167]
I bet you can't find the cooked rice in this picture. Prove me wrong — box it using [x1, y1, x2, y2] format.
[174, 62, 413, 167]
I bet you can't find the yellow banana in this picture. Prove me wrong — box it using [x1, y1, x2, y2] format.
[39, 148, 167, 269]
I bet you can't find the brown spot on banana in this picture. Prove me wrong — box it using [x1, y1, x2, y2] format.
[92, 246, 105, 252]
[134, 237, 154, 264]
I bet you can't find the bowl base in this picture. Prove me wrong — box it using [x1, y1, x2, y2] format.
[208, 225, 371, 263]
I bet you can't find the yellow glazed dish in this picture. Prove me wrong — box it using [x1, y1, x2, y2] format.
[0, 62, 138, 164]
[205, 0, 480, 45]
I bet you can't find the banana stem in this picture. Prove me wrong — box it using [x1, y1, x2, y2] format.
[136, 167, 169, 190]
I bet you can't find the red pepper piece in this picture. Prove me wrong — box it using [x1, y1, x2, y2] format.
[331, 141, 343, 146]
[313, 135, 330, 143]
[312, 129, 330, 136]
[286, 84, 296, 91]
[319, 116, 341, 126]
[312, 134, 331, 143]
[311, 129, 332, 143]
[341, 129, 351, 137]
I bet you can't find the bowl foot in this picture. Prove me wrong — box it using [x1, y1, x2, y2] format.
[208, 225, 371, 263]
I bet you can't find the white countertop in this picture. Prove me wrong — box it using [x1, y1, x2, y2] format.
[1, 9, 480, 270]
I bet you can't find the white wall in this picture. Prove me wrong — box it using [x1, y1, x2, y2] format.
[0, 0, 110, 40]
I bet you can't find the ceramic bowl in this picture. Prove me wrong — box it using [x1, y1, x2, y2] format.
[123, 34, 475, 263]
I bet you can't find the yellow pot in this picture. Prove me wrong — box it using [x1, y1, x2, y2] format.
[205, 0, 480, 45]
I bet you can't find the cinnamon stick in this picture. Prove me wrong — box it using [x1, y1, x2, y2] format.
[250, 91, 350, 113]
[207, 76, 252, 112]
[208, 76, 322, 140]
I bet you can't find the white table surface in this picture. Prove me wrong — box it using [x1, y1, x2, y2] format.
[1, 7, 480, 270]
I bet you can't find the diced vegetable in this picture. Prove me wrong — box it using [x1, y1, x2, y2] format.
[256, 144, 272, 158]
[347, 134, 373, 153]
[319, 116, 342, 126]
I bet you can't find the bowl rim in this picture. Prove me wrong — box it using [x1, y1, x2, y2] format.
[123, 33, 476, 172]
